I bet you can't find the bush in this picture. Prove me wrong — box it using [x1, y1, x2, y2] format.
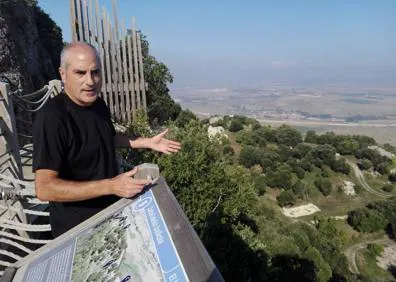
[253, 175, 267, 195]
[354, 184, 363, 194]
[266, 165, 293, 190]
[330, 159, 351, 175]
[277, 190, 296, 207]
[235, 130, 255, 146]
[223, 145, 235, 156]
[292, 180, 307, 199]
[347, 208, 388, 233]
[175, 109, 197, 128]
[367, 243, 383, 257]
[382, 184, 394, 193]
[388, 173, 396, 183]
[315, 178, 332, 196]
[275, 124, 303, 147]
[357, 159, 372, 170]
[229, 119, 244, 132]
[387, 222, 396, 240]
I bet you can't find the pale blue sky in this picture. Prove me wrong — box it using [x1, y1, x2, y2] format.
[38, 0, 396, 88]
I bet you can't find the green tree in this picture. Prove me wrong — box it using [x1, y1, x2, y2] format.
[266, 165, 293, 189]
[235, 130, 256, 146]
[174, 109, 197, 128]
[388, 173, 396, 183]
[292, 180, 307, 199]
[276, 124, 303, 147]
[239, 146, 261, 168]
[305, 130, 317, 143]
[357, 159, 372, 170]
[293, 143, 312, 159]
[140, 34, 181, 125]
[229, 119, 244, 132]
[277, 190, 296, 207]
[382, 184, 394, 193]
[347, 208, 388, 232]
[253, 175, 267, 195]
[151, 120, 258, 231]
[315, 178, 332, 196]
[330, 158, 350, 175]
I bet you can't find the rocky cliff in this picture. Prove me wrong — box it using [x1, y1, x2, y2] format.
[0, 0, 63, 92]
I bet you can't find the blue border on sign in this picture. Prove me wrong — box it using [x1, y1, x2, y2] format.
[134, 189, 188, 282]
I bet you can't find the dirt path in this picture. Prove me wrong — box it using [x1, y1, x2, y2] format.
[346, 160, 389, 198]
[345, 238, 394, 274]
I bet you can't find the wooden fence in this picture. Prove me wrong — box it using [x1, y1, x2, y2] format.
[70, 0, 147, 124]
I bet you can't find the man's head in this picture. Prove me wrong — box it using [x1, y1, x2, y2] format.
[59, 42, 102, 106]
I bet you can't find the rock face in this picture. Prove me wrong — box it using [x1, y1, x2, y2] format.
[0, 0, 62, 92]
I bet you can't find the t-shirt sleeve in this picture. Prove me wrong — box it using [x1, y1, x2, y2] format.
[102, 99, 116, 136]
[32, 111, 68, 172]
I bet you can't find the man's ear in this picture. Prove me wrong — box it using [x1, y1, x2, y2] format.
[59, 67, 66, 84]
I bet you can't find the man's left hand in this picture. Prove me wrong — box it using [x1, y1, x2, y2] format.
[149, 129, 181, 155]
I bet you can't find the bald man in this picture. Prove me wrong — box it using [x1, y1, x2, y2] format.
[33, 42, 180, 237]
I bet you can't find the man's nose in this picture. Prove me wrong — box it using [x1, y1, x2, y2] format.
[85, 73, 95, 85]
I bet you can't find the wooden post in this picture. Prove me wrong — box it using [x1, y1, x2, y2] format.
[103, 8, 113, 116]
[121, 22, 131, 123]
[82, 0, 89, 42]
[131, 18, 141, 110]
[75, 0, 83, 41]
[111, 0, 120, 42]
[127, 27, 136, 121]
[88, 0, 95, 45]
[95, 0, 107, 105]
[70, 0, 78, 41]
[116, 27, 124, 122]
[110, 26, 120, 121]
[137, 31, 147, 114]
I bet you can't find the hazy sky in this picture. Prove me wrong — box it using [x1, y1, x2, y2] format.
[38, 0, 396, 88]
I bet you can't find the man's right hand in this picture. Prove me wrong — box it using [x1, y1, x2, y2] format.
[109, 167, 150, 198]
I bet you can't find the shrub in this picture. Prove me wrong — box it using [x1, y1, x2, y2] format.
[277, 190, 296, 207]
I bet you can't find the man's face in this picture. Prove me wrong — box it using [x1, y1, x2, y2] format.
[59, 47, 102, 106]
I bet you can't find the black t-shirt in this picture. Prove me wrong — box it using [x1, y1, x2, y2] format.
[33, 93, 120, 237]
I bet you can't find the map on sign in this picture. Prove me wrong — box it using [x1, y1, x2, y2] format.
[20, 189, 189, 282]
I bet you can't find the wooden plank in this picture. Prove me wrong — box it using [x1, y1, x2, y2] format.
[131, 18, 141, 110]
[111, 0, 120, 42]
[121, 22, 131, 123]
[103, 8, 114, 116]
[127, 28, 136, 121]
[82, 0, 90, 42]
[75, 0, 84, 41]
[111, 26, 120, 121]
[96, 0, 107, 104]
[115, 25, 125, 123]
[69, 0, 77, 42]
[88, 0, 95, 45]
[136, 31, 147, 114]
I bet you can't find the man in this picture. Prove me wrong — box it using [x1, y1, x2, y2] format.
[33, 42, 181, 237]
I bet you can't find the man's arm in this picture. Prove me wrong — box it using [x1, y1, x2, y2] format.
[35, 167, 149, 202]
[114, 129, 181, 154]
[113, 133, 151, 149]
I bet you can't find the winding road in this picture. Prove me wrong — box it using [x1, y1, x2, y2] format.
[345, 238, 394, 274]
[344, 160, 394, 274]
[346, 160, 389, 198]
